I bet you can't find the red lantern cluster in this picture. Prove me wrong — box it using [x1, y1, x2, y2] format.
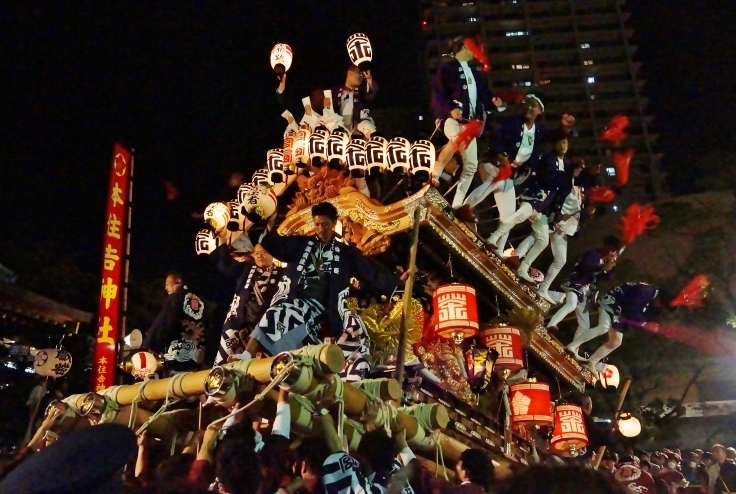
[550, 404, 589, 455]
[432, 284, 479, 344]
[509, 382, 553, 428]
[481, 324, 524, 373]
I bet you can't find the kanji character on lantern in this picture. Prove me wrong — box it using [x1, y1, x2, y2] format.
[550, 404, 589, 456]
[432, 284, 479, 344]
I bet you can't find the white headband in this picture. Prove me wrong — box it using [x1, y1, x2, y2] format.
[526, 94, 544, 112]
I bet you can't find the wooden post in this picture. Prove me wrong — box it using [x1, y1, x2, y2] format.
[594, 377, 632, 469]
[394, 207, 422, 386]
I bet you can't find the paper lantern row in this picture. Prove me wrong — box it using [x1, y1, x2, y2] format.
[269, 129, 435, 183]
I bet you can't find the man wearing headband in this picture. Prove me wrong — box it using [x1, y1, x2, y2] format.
[464, 95, 575, 258]
[431, 36, 505, 208]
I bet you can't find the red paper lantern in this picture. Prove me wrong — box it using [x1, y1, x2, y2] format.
[481, 324, 524, 373]
[550, 404, 589, 455]
[432, 284, 479, 344]
[509, 381, 553, 428]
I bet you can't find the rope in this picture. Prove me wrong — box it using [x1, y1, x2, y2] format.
[351, 379, 384, 402]
[128, 380, 152, 430]
[99, 395, 121, 424]
[135, 374, 184, 435]
[430, 430, 449, 480]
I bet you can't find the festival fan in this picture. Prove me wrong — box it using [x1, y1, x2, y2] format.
[612, 149, 635, 186]
[670, 274, 711, 308]
[588, 186, 616, 203]
[493, 89, 525, 104]
[455, 120, 483, 153]
[620, 203, 660, 245]
[598, 114, 630, 146]
[463, 37, 491, 73]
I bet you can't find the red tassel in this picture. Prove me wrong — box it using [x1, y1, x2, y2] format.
[589, 186, 616, 203]
[670, 274, 711, 308]
[463, 37, 491, 73]
[620, 203, 660, 245]
[612, 149, 635, 186]
[494, 89, 525, 104]
[598, 114, 630, 146]
[455, 120, 483, 152]
[491, 158, 513, 184]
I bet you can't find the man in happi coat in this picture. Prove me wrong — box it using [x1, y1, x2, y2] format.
[245, 202, 405, 369]
[212, 242, 284, 366]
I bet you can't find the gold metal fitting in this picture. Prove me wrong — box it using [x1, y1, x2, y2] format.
[204, 366, 234, 397]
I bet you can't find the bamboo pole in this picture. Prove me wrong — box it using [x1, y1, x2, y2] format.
[395, 207, 422, 385]
[594, 377, 632, 469]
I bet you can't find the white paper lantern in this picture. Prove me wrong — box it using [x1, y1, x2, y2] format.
[237, 183, 254, 205]
[195, 229, 220, 255]
[366, 135, 388, 173]
[204, 202, 231, 232]
[294, 126, 311, 168]
[616, 412, 641, 438]
[251, 169, 271, 186]
[345, 136, 367, 173]
[267, 149, 286, 184]
[270, 43, 293, 74]
[409, 139, 434, 182]
[227, 199, 244, 232]
[283, 132, 297, 174]
[243, 184, 278, 221]
[34, 349, 73, 378]
[327, 128, 350, 166]
[598, 363, 621, 389]
[346, 33, 373, 66]
[129, 351, 161, 380]
[309, 126, 329, 165]
[387, 137, 410, 173]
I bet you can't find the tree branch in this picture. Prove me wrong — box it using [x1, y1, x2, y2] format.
[655, 364, 708, 423]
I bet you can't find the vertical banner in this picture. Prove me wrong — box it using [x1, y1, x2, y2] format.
[91, 143, 132, 391]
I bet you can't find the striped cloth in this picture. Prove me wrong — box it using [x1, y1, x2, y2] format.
[322, 452, 385, 494]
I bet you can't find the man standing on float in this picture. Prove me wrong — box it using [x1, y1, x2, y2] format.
[244, 202, 406, 360]
[431, 36, 505, 209]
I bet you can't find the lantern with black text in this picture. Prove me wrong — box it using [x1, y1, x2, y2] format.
[270, 43, 293, 75]
[195, 229, 220, 255]
[252, 169, 271, 187]
[481, 324, 524, 373]
[242, 184, 278, 222]
[598, 363, 620, 389]
[227, 199, 244, 232]
[267, 149, 286, 184]
[346, 33, 372, 71]
[204, 202, 231, 233]
[366, 135, 388, 173]
[509, 381, 553, 429]
[34, 349, 73, 378]
[410, 139, 434, 183]
[309, 126, 329, 167]
[346, 136, 367, 174]
[237, 183, 254, 205]
[432, 284, 479, 344]
[294, 125, 311, 168]
[387, 137, 410, 173]
[327, 128, 350, 168]
[283, 132, 297, 174]
[550, 404, 589, 456]
[616, 412, 641, 438]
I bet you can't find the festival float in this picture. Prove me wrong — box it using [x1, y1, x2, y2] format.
[41, 34, 607, 477]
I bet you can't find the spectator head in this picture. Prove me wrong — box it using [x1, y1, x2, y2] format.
[165, 272, 184, 294]
[567, 392, 593, 416]
[345, 64, 364, 89]
[601, 235, 623, 258]
[356, 429, 395, 475]
[701, 452, 716, 467]
[602, 452, 618, 470]
[711, 444, 728, 464]
[497, 463, 628, 494]
[215, 424, 261, 494]
[726, 447, 736, 461]
[456, 448, 495, 492]
[640, 460, 651, 472]
[687, 452, 699, 468]
[652, 452, 666, 466]
[640, 452, 650, 462]
[155, 453, 195, 487]
[296, 441, 327, 482]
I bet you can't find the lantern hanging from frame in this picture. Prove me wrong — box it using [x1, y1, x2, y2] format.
[34, 349, 73, 378]
[386, 137, 410, 173]
[550, 404, 589, 456]
[226, 199, 244, 232]
[204, 202, 231, 233]
[481, 324, 524, 373]
[294, 125, 311, 168]
[616, 412, 641, 438]
[242, 184, 278, 222]
[267, 149, 286, 184]
[327, 128, 350, 168]
[237, 183, 254, 205]
[282, 131, 297, 175]
[346, 33, 372, 71]
[366, 135, 388, 173]
[598, 363, 620, 389]
[308, 126, 329, 167]
[122, 351, 163, 380]
[195, 229, 220, 255]
[270, 43, 293, 75]
[251, 169, 271, 187]
[345, 135, 367, 175]
[508, 381, 553, 429]
[432, 283, 479, 345]
[409, 139, 435, 183]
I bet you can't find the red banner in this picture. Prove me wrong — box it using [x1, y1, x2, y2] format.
[91, 144, 132, 391]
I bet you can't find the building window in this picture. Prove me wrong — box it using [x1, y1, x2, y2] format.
[418, 115, 424, 121]
[587, 76, 596, 84]
[583, 60, 594, 65]
[513, 81, 532, 87]
[580, 43, 590, 49]
[606, 167, 616, 176]
[506, 31, 527, 37]
[590, 95, 595, 100]
[512, 64, 530, 69]
[538, 79, 551, 85]
[468, 17, 477, 22]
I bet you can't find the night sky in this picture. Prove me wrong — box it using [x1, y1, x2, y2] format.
[1, 0, 735, 311]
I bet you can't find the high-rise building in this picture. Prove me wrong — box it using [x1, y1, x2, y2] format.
[421, 0, 667, 202]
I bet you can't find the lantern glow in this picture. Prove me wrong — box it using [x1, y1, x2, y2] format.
[267, 149, 286, 184]
[481, 324, 524, 373]
[409, 139, 435, 183]
[598, 363, 620, 389]
[270, 43, 293, 74]
[616, 412, 642, 438]
[509, 381, 553, 428]
[386, 137, 410, 173]
[346, 33, 373, 67]
[432, 284, 479, 344]
[550, 404, 589, 455]
[366, 135, 388, 173]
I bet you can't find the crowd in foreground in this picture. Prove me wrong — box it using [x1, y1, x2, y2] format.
[2, 382, 736, 494]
